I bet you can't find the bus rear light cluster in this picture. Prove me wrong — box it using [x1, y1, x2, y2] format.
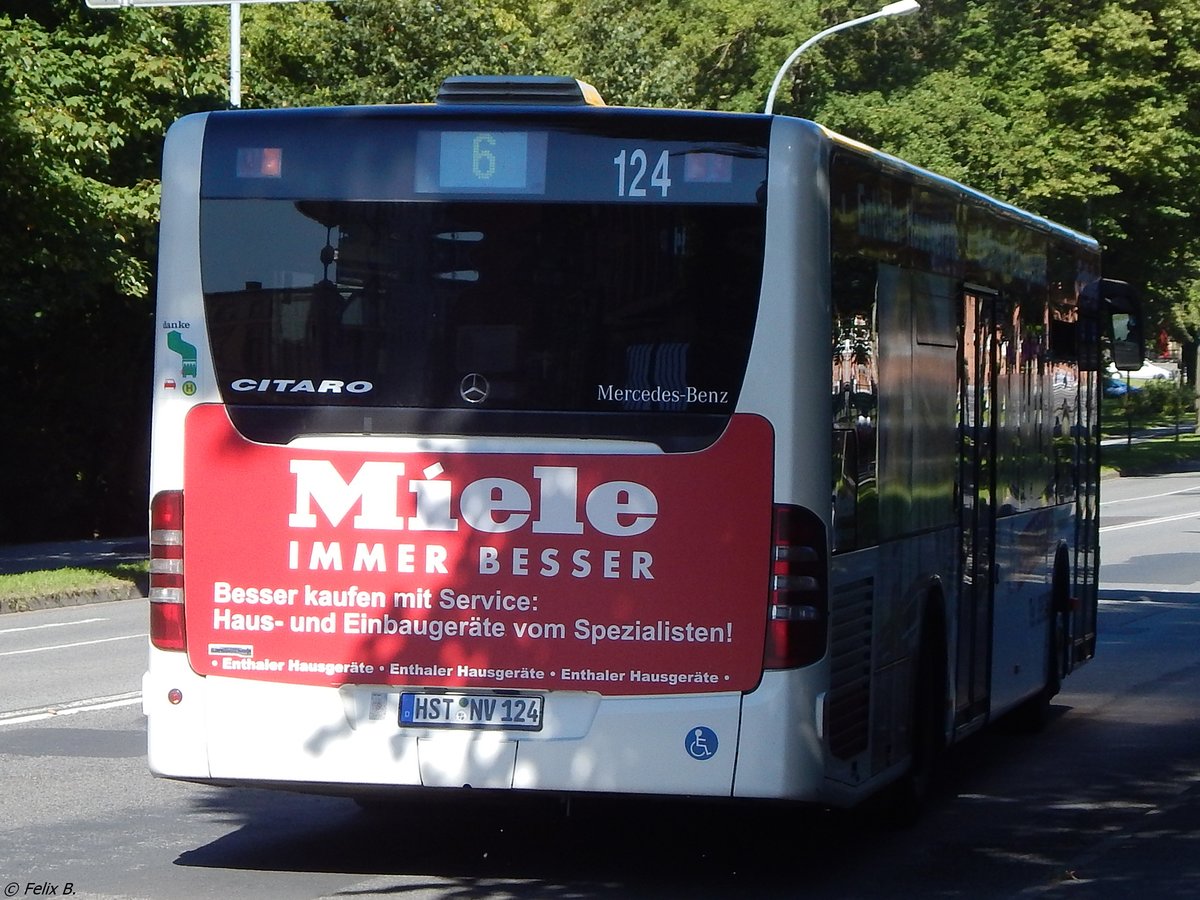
[149, 490, 187, 652]
[764, 504, 828, 669]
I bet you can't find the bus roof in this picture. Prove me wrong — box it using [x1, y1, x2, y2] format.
[814, 121, 1098, 250]
[193, 88, 1097, 252]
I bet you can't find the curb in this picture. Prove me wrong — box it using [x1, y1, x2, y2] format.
[1, 582, 146, 616]
[0, 536, 148, 615]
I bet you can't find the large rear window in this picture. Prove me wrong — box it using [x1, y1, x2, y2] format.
[199, 109, 769, 450]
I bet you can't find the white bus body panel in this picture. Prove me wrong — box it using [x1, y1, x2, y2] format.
[731, 118, 841, 802]
[733, 670, 827, 799]
[989, 506, 1071, 717]
[143, 112, 839, 803]
[151, 113, 219, 494]
[145, 648, 744, 794]
[144, 647, 210, 779]
[739, 119, 832, 519]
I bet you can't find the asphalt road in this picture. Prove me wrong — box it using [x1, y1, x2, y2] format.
[0, 600, 145, 715]
[0, 537, 148, 577]
[0, 472, 1198, 898]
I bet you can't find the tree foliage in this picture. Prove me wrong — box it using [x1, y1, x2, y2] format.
[788, 0, 1200, 337]
[2, 0, 1199, 540]
[0, 0, 224, 540]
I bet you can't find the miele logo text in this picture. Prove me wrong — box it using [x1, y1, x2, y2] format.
[288, 460, 659, 537]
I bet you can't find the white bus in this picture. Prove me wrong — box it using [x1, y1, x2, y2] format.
[145, 76, 1140, 807]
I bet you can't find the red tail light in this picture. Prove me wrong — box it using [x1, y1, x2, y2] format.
[764, 504, 828, 669]
[149, 490, 186, 652]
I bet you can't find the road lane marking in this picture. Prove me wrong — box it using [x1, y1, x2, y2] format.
[1101, 485, 1200, 506]
[0, 691, 143, 727]
[0, 633, 145, 657]
[1099, 510, 1200, 533]
[0, 617, 106, 635]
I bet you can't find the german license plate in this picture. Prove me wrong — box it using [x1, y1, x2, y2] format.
[399, 692, 544, 731]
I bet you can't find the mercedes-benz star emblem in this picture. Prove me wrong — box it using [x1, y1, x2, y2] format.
[459, 373, 490, 404]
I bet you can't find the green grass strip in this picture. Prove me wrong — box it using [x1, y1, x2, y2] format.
[0, 562, 146, 605]
[1101, 433, 1200, 477]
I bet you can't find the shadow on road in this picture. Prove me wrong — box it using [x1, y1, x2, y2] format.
[171, 697, 1200, 898]
[170, 591, 1200, 897]
[175, 787, 866, 897]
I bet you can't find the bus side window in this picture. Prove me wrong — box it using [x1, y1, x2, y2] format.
[833, 426, 858, 552]
[831, 252, 880, 554]
[1104, 294, 1143, 371]
[1077, 277, 1143, 371]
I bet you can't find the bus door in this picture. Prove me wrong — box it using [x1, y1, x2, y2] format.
[955, 285, 1002, 729]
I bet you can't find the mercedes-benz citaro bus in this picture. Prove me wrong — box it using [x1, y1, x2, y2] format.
[145, 75, 1141, 809]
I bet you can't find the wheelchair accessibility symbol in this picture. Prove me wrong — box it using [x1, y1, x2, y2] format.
[685, 726, 718, 760]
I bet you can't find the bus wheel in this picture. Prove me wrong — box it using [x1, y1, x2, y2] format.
[887, 621, 946, 823]
[1008, 565, 1067, 733]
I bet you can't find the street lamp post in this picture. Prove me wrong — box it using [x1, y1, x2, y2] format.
[230, 2, 242, 107]
[764, 0, 920, 115]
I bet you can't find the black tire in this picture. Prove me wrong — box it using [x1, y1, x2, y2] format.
[1007, 564, 1067, 734]
[886, 617, 947, 824]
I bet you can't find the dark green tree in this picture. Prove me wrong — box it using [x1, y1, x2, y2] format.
[4, 0, 1199, 543]
[0, 1, 224, 540]
[241, 0, 550, 108]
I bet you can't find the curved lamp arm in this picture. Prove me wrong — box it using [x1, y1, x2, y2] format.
[764, 0, 920, 115]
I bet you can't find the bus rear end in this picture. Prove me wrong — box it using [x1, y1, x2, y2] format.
[145, 82, 822, 799]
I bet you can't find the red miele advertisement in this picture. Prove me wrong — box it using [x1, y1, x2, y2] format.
[183, 405, 775, 694]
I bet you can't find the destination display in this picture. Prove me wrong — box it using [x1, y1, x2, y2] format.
[201, 109, 769, 205]
[415, 130, 548, 194]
